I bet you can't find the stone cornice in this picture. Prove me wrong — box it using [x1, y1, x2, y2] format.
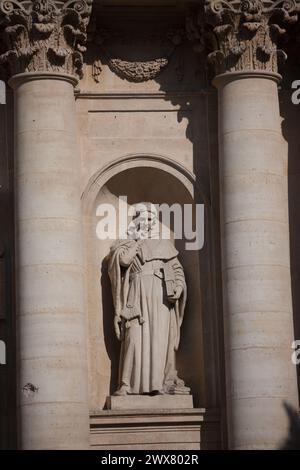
[0, 0, 93, 79]
[187, 0, 299, 75]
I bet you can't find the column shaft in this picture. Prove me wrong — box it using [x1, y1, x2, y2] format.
[11, 73, 89, 449]
[216, 72, 299, 449]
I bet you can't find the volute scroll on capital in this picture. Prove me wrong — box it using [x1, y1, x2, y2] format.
[0, 0, 93, 79]
[187, 0, 299, 76]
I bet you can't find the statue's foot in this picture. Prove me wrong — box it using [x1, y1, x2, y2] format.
[163, 380, 191, 395]
[149, 389, 165, 396]
[113, 385, 129, 396]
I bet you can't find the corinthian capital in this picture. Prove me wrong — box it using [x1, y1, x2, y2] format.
[0, 0, 93, 78]
[199, 0, 298, 75]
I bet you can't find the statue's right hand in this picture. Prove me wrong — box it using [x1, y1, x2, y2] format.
[120, 242, 140, 266]
[114, 315, 121, 340]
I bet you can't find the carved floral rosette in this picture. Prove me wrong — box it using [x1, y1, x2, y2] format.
[0, 0, 93, 78]
[193, 0, 298, 75]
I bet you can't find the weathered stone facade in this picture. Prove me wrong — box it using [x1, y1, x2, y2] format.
[0, 0, 300, 450]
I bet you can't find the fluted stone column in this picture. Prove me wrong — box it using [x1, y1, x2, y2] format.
[0, 0, 93, 449]
[204, 0, 299, 449]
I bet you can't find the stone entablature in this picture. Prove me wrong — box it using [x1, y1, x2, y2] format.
[0, 0, 93, 78]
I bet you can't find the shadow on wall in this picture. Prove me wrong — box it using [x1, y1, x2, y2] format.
[101, 257, 120, 397]
[281, 402, 300, 449]
[281, 90, 300, 401]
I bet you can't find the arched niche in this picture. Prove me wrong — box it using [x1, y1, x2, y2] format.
[82, 155, 218, 411]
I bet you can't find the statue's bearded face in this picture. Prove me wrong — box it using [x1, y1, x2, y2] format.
[127, 204, 159, 240]
[138, 211, 156, 233]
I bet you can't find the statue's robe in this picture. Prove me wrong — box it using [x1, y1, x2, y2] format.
[108, 238, 187, 394]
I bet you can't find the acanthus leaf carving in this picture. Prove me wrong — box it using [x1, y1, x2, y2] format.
[187, 0, 298, 75]
[0, 0, 93, 78]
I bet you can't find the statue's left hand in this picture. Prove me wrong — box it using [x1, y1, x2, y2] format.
[169, 285, 183, 302]
[173, 285, 183, 299]
[114, 315, 121, 340]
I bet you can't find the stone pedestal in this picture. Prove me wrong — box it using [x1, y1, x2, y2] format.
[106, 394, 194, 410]
[90, 408, 220, 450]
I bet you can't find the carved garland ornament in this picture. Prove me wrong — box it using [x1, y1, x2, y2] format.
[92, 29, 183, 83]
[0, 0, 93, 77]
[102, 56, 169, 83]
[188, 0, 298, 74]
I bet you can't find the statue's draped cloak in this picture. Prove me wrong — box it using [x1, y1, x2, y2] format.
[108, 239, 187, 394]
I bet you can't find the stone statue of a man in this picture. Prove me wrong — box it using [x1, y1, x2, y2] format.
[108, 202, 190, 396]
